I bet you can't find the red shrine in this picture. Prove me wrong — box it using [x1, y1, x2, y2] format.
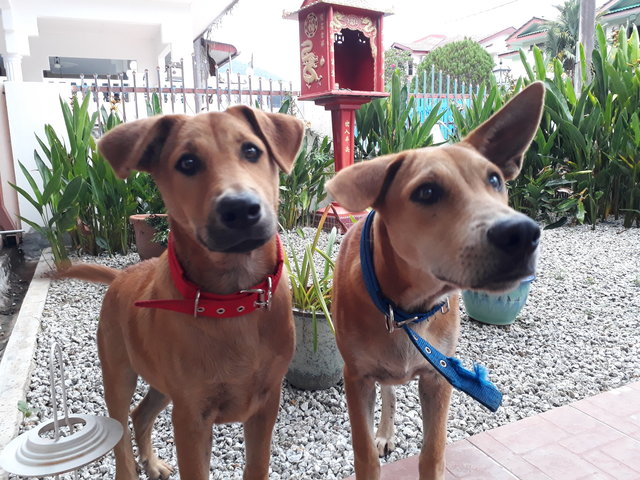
[288, 0, 390, 171]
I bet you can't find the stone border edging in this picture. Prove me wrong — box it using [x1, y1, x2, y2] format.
[0, 251, 52, 480]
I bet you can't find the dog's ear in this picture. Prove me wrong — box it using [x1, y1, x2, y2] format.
[460, 81, 545, 180]
[227, 105, 304, 174]
[326, 154, 403, 212]
[98, 115, 185, 178]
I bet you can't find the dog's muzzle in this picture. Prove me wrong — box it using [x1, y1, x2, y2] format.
[202, 191, 275, 253]
[475, 214, 540, 290]
[487, 215, 540, 257]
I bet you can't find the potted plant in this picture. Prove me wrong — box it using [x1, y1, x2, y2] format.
[129, 213, 168, 259]
[283, 209, 343, 390]
[129, 173, 168, 260]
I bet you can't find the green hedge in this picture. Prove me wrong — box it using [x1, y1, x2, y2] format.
[452, 25, 640, 228]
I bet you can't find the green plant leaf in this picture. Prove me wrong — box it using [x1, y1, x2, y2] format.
[59, 177, 83, 211]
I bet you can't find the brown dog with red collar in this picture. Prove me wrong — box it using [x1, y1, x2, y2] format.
[326, 82, 545, 479]
[58, 106, 303, 479]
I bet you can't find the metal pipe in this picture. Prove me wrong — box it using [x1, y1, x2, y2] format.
[119, 73, 127, 122]
[181, 59, 187, 114]
[216, 73, 221, 111]
[94, 74, 103, 133]
[169, 64, 176, 113]
[133, 69, 139, 119]
[156, 67, 162, 112]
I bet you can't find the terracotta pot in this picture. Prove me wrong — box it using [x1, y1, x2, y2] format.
[129, 214, 167, 260]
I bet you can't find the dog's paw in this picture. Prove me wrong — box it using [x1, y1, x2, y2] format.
[141, 458, 174, 479]
[375, 436, 396, 458]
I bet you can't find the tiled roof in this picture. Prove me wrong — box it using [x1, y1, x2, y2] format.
[506, 17, 550, 44]
[598, 0, 640, 15]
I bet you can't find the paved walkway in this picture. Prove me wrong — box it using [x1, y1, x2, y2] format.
[346, 382, 640, 479]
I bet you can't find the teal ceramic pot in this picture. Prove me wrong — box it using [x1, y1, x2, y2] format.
[462, 276, 535, 325]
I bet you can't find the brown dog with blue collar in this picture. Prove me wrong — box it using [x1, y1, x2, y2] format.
[326, 82, 545, 479]
[58, 106, 303, 479]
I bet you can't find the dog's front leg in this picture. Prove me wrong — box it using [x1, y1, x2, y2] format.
[417, 374, 452, 480]
[344, 366, 380, 479]
[375, 384, 396, 457]
[242, 384, 282, 480]
[172, 402, 214, 480]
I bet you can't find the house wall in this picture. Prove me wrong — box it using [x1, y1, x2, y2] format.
[3, 81, 70, 228]
[0, 84, 20, 232]
[23, 19, 165, 84]
[1, 0, 197, 84]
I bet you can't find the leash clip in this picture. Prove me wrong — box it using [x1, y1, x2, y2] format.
[193, 290, 205, 317]
[241, 276, 273, 311]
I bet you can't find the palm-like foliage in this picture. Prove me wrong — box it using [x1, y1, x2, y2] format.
[544, 0, 580, 74]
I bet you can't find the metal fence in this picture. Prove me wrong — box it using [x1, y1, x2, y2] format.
[70, 63, 299, 130]
[410, 66, 481, 140]
[70, 63, 480, 140]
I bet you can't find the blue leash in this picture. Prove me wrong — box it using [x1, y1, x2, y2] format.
[359, 210, 503, 412]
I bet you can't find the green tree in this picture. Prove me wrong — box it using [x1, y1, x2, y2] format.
[416, 38, 494, 88]
[544, 0, 580, 74]
[384, 48, 413, 87]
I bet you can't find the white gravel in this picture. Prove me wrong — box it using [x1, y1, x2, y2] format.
[15, 220, 640, 479]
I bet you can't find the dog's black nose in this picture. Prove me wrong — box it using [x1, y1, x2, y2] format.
[216, 192, 262, 229]
[487, 216, 540, 256]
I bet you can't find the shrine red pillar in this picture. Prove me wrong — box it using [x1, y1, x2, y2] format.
[316, 96, 372, 171]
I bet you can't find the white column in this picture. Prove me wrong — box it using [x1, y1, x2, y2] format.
[575, 0, 596, 91]
[3, 53, 23, 81]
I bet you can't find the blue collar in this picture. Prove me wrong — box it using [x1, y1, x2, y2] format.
[360, 210, 503, 412]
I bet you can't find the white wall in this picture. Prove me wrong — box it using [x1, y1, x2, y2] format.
[3, 81, 69, 229]
[23, 18, 164, 83]
[0, 84, 20, 231]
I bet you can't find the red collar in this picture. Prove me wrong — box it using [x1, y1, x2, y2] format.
[134, 234, 284, 318]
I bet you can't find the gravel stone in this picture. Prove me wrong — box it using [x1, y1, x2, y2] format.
[16, 220, 640, 479]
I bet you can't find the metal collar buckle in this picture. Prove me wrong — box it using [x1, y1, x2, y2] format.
[241, 276, 273, 311]
[385, 305, 396, 333]
[441, 298, 450, 315]
[385, 298, 451, 334]
[386, 305, 421, 333]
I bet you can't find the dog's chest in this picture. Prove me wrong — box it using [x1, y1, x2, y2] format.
[365, 320, 457, 385]
[367, 335, 432, 384]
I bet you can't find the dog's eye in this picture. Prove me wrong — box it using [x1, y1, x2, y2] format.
[411, 183, 443, 205]
[175, 154, 201, 176]
[488, 172, 503, 191]
[241, 142, 262, 163]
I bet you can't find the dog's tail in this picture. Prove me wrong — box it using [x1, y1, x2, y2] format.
[55, 264, 120, 285]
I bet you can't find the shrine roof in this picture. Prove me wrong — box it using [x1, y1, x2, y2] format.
[284, 0, 393, 20]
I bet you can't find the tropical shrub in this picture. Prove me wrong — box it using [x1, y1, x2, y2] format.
[450, 25, 640, 228]
[355, 70, 444, 158]
[416, 38, 494, 88]
[384, 48, 413, 87]
[544, 0, 580, 73]
[279, 133, 333, 230]
[274, 97, 334, 230]
[11, 95, 158, 263]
